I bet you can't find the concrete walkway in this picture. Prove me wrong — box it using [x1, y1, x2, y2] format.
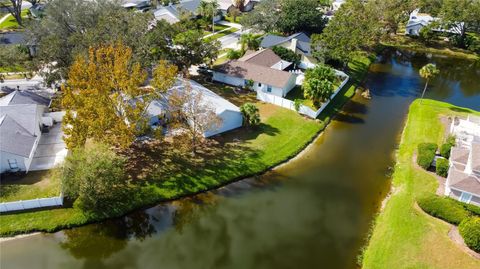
[0, 13, 10, 25]
[216, 20, 242, 29]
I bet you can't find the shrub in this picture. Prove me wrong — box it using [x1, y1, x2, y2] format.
[440, 135, 456, 158]
[417, 143, 437, 169]
[226, 49, 243, 60]
[62, 143, 130, 216]
[272, 46, 301, 66]
[459, 217, 480, 253]
[462, 203, 480, 217]
[417, 194, 470, 225]
[240, 103, 260, 126]
[436, 158, 449, 177]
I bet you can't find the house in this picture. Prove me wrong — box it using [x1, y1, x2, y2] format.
[0, 103, 44, 174]
[445, 115, 480, 207]
[405, 9, 462, 36]
[260, 32, 316, 69]
[122, 0, 151, 11]
[0, 90, 67, 173]
[212, 48, 297, 97]
[217, 0, 256, 14]
[146, 79, 243, 137]
[153, 0, 206, 24]
[331, 0, 345, 11]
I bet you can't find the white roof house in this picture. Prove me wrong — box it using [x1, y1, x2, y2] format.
[405, 9, 463, 36]
[446, 115, 480, 207]
[332, 0, 345, 11]
[153, 0, 202, 24]
[146, 79, 243, 137]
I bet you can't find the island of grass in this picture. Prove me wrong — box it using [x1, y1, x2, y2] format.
[0, 55, 372, 236]
[362, 99, 480, 269]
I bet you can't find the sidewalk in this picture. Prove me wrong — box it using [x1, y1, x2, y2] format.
[0, 13, 10, 25]
[216, 20, 242, 29]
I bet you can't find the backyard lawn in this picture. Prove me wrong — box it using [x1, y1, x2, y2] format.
[0, 170, 61, 202]
[0, 55, 373, 236]
[204, 27, 239, 42]
[0, 9, 30, 30]
[362, 99, 480, 269]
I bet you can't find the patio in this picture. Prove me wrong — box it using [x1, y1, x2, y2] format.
[29, 122, 67, 171]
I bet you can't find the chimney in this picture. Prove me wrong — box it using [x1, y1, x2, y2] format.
[290, 38, 298, 52]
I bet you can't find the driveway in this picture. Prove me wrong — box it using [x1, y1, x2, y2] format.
[29, 123, 68, 171]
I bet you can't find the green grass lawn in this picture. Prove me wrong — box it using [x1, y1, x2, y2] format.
[362, 99, 480, 269]
[204, 27, 239, 42]
[224, 14, 242, 24]
[0, 9, 29, 30]
[0, 170, 61, 203]
[382, 34, 479, 60]
[0, 55, 372, 237]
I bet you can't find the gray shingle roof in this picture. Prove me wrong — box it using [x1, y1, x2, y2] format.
[260, 32, 311, 49]
[0, 90, 50, 106]
[0, 115, 37, 157]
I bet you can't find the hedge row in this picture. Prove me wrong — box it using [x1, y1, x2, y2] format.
[417, 194, 470, 225]
[436, 158, 449, 177]
[459, 217, 480, 253]
[440, 135, 456, 159]
[417, 143, 437, 169]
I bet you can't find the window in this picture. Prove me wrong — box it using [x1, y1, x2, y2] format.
[258, 83, 262, 87]
[267, 85, 272, 93]
[459, 192, 472, 203]
[8, 159, 18, 170]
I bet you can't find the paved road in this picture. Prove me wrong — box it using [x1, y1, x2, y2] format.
[0, 31, 26, 45]
[218, 29, 251, 49]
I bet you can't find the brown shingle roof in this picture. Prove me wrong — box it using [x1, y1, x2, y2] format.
[448, 169, 480, 196]
[215, 60, 294, 88]
[451, 146, 470, 165]
[239, 49, 283, 68]
[472, 142, 480, 172]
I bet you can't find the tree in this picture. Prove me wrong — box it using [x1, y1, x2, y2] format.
[240, 103, 260, 126]
[302, 64, 337, 107]
[312, 0, 381, 63]
[26, 0, 153, 81]
[228, 7, 241, 22]
[271, 46, 300, 66]
[239, 33, 259, 51]
[226, 49, 243, 60]
[233, 0, 245, 11]
[168, 80, 222, 154]
[62, 43, 150, 149]
[242, 0, 326, 34]
[61, 143, 129, 215]
[0, 0, 22, 26]
[172, 30, 220, 73]
[419, 24, 437, 44]
[276, 0, 326, 34]
[439, 0, 480, 49]
[368, 0, 416, 35]
[241, 0, 280, 33]
[419, 63, 440, 100]
[197, 0, 219, 33]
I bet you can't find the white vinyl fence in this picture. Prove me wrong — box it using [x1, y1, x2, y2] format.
[257, 71, 350, 119]
[0, 194, 63, 213]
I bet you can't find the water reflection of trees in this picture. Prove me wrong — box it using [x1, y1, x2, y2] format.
[381, 48, 480, 99]
[60, 211, 157, 261]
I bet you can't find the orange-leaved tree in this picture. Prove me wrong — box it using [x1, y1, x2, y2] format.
[62, 43, 178, 149]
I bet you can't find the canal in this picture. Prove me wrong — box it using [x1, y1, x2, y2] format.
[1, 50, 479, 269]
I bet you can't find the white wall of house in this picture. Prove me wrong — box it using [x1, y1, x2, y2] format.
[213, 72, 245, 87]
[406, 23, 424, 36]
[0, 151, 28, 173]
[204, 110, 243, 137]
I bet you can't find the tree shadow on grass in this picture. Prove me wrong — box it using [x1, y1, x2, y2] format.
[450, 107, 473, 114]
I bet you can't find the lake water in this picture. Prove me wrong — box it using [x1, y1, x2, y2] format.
[1, 50, 479, 269]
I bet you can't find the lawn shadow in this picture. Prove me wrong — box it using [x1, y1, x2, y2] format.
[334, 112, 365, 124]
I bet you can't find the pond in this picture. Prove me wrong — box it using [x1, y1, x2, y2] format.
[1, 49, 479, 269]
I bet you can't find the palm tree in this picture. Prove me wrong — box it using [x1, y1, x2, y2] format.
[419, 63, 440, 100]
[239, 33, 257, 52]
[197, 0, 219, 33]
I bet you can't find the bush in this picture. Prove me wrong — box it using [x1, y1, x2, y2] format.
[417, 143, 437, 169]
[240, 103, 260, 126]
[436, 157, 449, 177]
[62, 143, 130, 216]
[417, 194, 470, 225]
[462, 203, 480, 217]
[459, 217, 480, 253]
[226, 49, 243, 60]
[440, 135, 456, 158]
